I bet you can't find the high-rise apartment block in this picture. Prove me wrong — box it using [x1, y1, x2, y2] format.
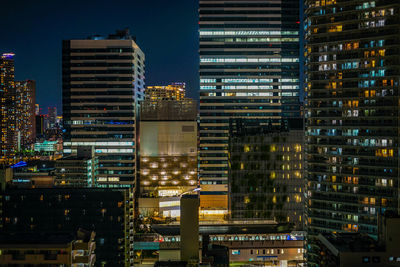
[62, 29, 145, 187]
[198, 0, 301, 210]
[1, 54, 36, 163]
[145, 82, 186, 101]
[1, 53, 16, 163]
[304, 0, 400, 262]
[15, 80, 36, 148]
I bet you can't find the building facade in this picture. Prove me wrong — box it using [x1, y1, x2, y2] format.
[1, 187, 133, 266]
[198, 0, 301, 210]
[55, 147, 99, 187]
[0, 53, 16, 164]
[139, 99, 198, 219]
[145, 83, 186, 101]
[1, 54, 36, 164]
[228, 119, 304, 228]
[15, 80, 36, 149]
[304, 0, 400, 264]
[62, 29, 145, 187]
[0, 230, 96, 267]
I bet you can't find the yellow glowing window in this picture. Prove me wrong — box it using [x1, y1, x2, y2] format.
[272, 196, 277, 203]
[378, 49, 385, 56]
[244, 145, 250, 152]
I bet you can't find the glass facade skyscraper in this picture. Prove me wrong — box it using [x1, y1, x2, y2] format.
[304, 0, 400, 263]
[62, 29, 145, 187]
[199, 0, 301, 210]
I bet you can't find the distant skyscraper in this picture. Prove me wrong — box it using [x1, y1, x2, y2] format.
[305, 0, 400, 263]
[62, 29, 145, 187]
[47, 106, 57, 128]
[145, 82, 186, 101]
[15, 80, 36, 149]
[198, 0, 301, 210]
[0, 53, 16, 163]
[35, 103, 40, 115]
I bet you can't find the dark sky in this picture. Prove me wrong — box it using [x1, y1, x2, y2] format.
[0, 0, 199, 113]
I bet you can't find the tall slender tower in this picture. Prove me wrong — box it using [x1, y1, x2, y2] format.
[15, 80, 36, 149]
[0, 53, 16, 163]
[199, 0, 301, 211]
[62, 29, 145, 187]
[305, 0, 400, 263]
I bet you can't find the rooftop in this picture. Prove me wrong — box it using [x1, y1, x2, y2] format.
[152, 222, 296, 236]
[318, 233, 384, 256]
[0, 232, 75, 246]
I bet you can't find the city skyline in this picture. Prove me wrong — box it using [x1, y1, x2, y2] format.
[0, 0, 199, 111]
[1, 1, 399, 266]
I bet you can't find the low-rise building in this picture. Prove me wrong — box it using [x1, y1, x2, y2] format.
[314, 214, 400, 267]
[0, 229, 95, 267]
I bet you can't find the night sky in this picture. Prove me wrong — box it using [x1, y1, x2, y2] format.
[0, 0, 199, 113]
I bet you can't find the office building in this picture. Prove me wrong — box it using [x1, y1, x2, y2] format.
[0, 229, 96, 267]
[62, 29, 145, 187]
[198, 0, 301, 210]
[0, 53, 16, 163]
[304, 0, 400, 264]
[15, 80, 36, 149]
[228, 119, 304, 227]
[145, 82, 186, 101]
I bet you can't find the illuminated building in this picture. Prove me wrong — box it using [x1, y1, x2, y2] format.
[15, 80, 36, 149]
[304, 0, 400, 264]
[35, 103, 40, 115]
[228, 119, 304, 228]
[313, 215, 400, 267]
[55, 147, 99, 187]
[62, 29, 145, 187]
[1, 55, 36, 163]
[34, 140, 58, 152]
[198, 0, 301, 210]
[0, 53, 16, 163]
[139, 99, 197, 218]
[1, 187, 134, 266]
[145, 82, 186, 101]
[0, 229, 96, 267]
[134, 222, 305, 266]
